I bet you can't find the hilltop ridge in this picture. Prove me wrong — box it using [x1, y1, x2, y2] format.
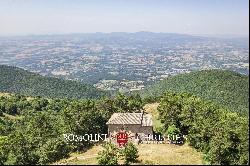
[142, 69, 249, 115]
[0, 65, 106, 99]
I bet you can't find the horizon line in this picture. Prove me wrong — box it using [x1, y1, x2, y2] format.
[0, 31, 249, 38]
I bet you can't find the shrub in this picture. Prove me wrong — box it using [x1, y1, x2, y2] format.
[97, 143, 119, 165]
[167, 124, 180, 143]
[97, 142, 139, 165]
[123, 142, 139, 164]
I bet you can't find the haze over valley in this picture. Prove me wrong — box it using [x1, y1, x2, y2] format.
[0, 32, 248, 92]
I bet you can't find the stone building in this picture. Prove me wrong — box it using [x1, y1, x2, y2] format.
[106, 112, 153, 142]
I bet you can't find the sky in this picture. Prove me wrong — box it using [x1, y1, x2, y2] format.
[0, 0, 249, 36]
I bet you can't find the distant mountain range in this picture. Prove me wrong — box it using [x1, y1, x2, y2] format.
[0, 65, 106, 99]
[3, 31, 247, 49]
[2, 31, 207, 42]
[142, 69, 249, 116]
[3, 31, 249, 39]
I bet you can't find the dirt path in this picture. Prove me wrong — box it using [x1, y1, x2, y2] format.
[65, 154, 98, 161]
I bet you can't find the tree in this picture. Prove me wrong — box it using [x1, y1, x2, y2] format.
[158, 92, 191, 134]
[158, 91, 249, 165]
[31, 98, 49, 111]
[38, 138, 71, 164]
[5, 102, 17, 115]
[123, 142, 139, 164]
[166, 124, 180, 143]
[0, 109, 3, 117]
[98, 142, 139, 165]
[127, 94, 143, 112]
[7, 132, 39, 165]
[97, 143, 119, 165]
[113, 93, 129, 112]
[0, 136, 9, 165]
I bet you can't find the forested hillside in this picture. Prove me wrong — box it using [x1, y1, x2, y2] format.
[0, 93, 143, 165]
[0, 65, 105, 99]
[142, 70, 249, 116]
[157, 92, 249, 165]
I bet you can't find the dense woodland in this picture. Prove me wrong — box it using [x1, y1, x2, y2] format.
[157, 92, 249, 165]
[0, 65, 106, 99]
[0, 93, 143, 164]
[142, 69, 249, 116]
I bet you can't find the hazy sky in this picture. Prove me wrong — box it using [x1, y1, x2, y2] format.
[0, 0, 249, 36]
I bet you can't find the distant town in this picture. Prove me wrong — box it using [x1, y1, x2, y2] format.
[0, 32, 249, 92]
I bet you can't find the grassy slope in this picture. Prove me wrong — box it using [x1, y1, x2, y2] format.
[142, 70, 249, 115]
[54, 144, 203, 165]
[137, 144, 203, 165]
[0, 65, 105, 99]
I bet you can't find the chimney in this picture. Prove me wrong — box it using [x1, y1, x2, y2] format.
[141, 110, 144, 125]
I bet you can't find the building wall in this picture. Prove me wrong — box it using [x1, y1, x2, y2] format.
[140, 126, 153, 135]
[108, 124, 153, 136]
